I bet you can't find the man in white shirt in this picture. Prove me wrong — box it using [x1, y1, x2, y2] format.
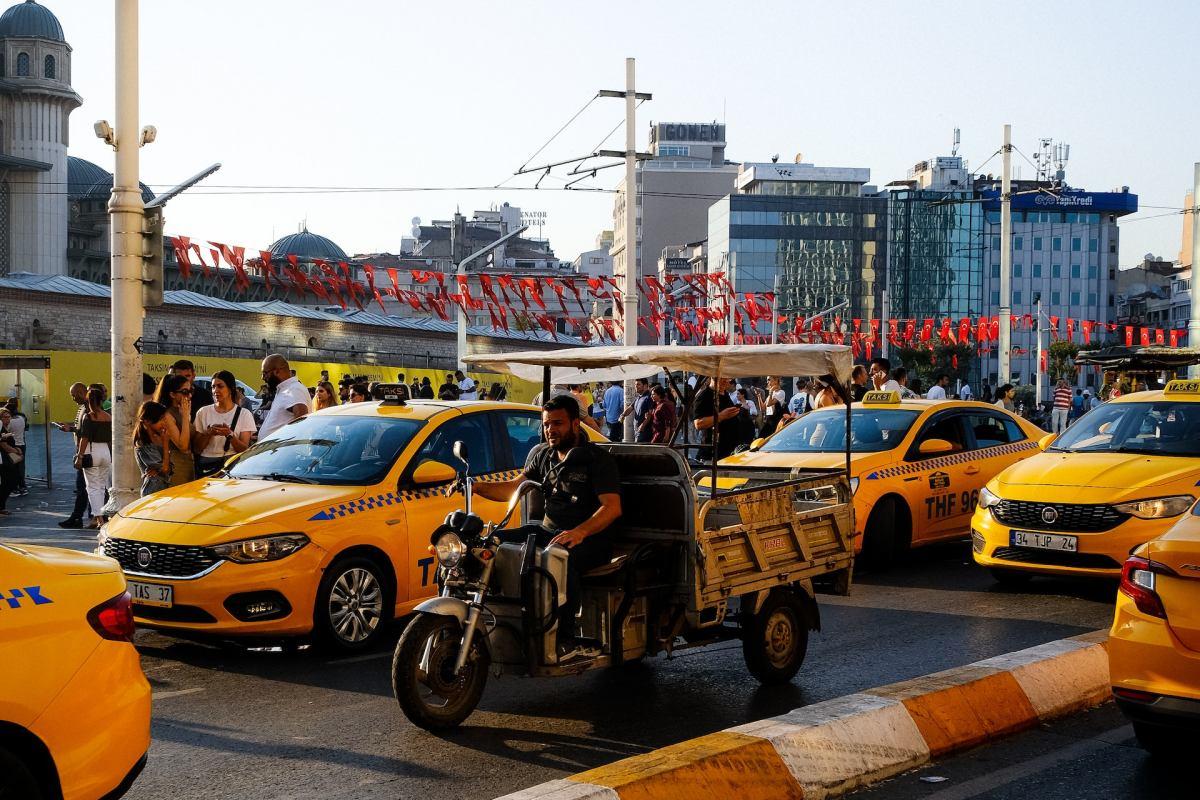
[456, 370, 478, 401]
[259, 354, 311, 439]
[959, 382, 973, 402]
[868, 357, 902, 393]
[926, 373, 950, 401]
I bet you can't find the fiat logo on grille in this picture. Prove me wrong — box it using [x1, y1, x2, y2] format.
[136, 547, 152, 568]
[1041, 506, 1059, 525]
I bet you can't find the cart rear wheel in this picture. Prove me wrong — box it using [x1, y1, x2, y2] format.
[742, 590, 809, 685]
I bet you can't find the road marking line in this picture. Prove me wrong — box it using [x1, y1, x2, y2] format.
[151, 687, 205, 701]
[911, 724, 1133, 800]
[327, 651, 392, 665]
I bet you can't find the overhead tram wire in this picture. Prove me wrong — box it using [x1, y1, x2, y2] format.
[495, 93, 600, 188]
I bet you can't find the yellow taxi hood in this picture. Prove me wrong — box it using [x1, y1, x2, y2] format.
[995, 451, 1200, 492]
[2, 543, 120, 576]
[118, 479, 365, 527]
[721, 450, 873, 473]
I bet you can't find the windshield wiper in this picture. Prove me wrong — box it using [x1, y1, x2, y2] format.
[243, 472, 319, 484]
[1116, 445, 1160, 455]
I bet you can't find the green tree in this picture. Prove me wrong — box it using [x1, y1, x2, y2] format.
[1047, 341, 1081, 380]
[895, 343, 974, 389]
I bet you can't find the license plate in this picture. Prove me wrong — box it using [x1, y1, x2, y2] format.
[128, 580, 173, 608]
[1011, 530, 1078, 553]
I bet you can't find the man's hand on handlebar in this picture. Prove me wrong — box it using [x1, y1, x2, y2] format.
[549, 528, 588, 549]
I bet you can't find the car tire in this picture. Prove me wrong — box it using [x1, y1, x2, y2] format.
[859, 498, 898, 571]
[0, 746, 43, 800]
[313, 555, 393, 653]
[1133, 721, 1186, 757]
[742, 589, 809, 685]
[989, 567, 1034, 587]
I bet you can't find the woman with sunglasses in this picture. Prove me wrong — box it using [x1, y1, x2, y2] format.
[154, 373, 194, 486]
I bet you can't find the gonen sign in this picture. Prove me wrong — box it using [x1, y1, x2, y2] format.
[651, 122, 726, 145]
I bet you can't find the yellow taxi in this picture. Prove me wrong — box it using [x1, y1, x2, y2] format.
[972, 380, 1200, 584]
[1109, 504, 1200, 755]
[0, 541, 150, 800]
[100, 395, 601, 652]
[721, 391, 1046, 566]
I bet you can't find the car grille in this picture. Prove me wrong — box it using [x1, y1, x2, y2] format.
[992, 500, 1127, 533]
[103, 537, 219, 578]
[991, 546, 1122, 571]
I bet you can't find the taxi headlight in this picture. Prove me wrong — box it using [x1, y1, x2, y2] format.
[978, 486, 1002, 510]
[435, 533, 467, 568]
[213, 533, 309, 564]
[1113, 496, 1195, 520]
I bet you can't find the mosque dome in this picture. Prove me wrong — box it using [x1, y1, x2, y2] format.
[68, 156, 155, 203]
[269, 228, 349, 261]
[0, 1, 65, 42]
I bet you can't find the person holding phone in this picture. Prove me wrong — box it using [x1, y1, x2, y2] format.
[192, 370, 257, 478]
[154, 374, 194, 486]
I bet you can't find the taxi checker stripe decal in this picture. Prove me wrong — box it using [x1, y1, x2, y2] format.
[865, 441, 1039, 480]
[307, 470, 523, 521]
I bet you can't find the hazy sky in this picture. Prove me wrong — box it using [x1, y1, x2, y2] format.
[54, 0, 1197, 265]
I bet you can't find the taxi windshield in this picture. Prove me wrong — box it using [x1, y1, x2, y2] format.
[759, 407, 920, 453]
[228, 414, 425, 485]
[1049, 400, 1200, 457]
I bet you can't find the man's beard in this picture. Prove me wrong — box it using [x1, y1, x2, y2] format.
[266, 374, 282, 389]
[554, 427, 579, 453]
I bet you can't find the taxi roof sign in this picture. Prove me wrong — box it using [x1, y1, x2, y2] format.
[862, 390, 901, 405]
[1164, 379, 1200, 396]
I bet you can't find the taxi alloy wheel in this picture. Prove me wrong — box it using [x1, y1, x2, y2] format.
[314, 556, 392, 652]
[742, 589, 809, 685]
[0, 747, 42, 800]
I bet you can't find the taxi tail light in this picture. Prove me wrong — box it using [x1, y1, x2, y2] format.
[1119, 556, 1167, 620]
[87, 591, 136, 641]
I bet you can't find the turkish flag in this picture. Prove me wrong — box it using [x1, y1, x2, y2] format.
[1125, 326, 1134, 346]
[171, 236, 193, 280]
[1066, 318, 1075, 340]
[1081, 319, 1094, 343]
[1155, 328, 1165, 345]
[1170, 329, 1180, 347]
[1049, 316, 1060, 340]
[1140, 328, 1151, 346]
[958, 318, 971, 343]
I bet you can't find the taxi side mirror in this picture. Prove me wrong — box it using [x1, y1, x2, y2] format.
[750, 437, 768, 451]
[1038, 433, 1056, 451]
[918, 438, 957, 456]
[412, 460, 457, 486]
[1097, 422, 1113, 434]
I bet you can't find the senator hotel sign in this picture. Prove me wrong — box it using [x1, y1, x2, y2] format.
[981, 189, 1139, 215]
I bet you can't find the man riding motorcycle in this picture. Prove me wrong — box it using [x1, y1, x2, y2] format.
[474, 394, 622, 660]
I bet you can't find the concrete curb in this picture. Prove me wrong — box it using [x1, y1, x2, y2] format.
[496, 629, 1109, 800]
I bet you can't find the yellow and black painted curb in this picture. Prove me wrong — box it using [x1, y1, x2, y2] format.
[495, 630, 1110, 800]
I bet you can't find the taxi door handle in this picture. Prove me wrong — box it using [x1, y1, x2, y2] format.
[963, 465, 981, 475]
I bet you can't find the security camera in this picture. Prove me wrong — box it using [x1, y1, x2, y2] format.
[140, 125, 157, 146]
[93, 120, 114, 146]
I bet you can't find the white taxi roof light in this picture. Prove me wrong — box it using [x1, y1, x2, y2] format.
[1164, 379, 1200, 396]
[861, 390, 901, 406]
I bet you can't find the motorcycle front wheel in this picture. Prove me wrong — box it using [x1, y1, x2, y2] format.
[392, 613, 489, 731]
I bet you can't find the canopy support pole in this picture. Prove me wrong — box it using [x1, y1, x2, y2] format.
[710, 374, 719, 497]
[666, 373, 687, 446]
[541, 366, 550, 443]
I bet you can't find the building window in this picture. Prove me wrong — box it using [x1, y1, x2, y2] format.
[1033, 237, 1042, 251]
[1069, 264, 1080, 279]
[992, 236, 1000, 251]
[16, 52, 29, 76]
[43, 54, 54, 79]
[1014, 236, 1023, 251]
[1052, 237, 1062, 251]
[991, 291, 1000, 305]
[991, 264, 1000, 278]
[1033, 263, 1042, 278]
[1052, 264, 1062, 278]
[658, 145, 690, 157]
[1013, 263, 1023, 277]
[1071, 237, 1081, 252]
[1087, 264, 1098, 279]
[1070, 291, 1080, 305]
[1088, 292, 1097, 306]
[1052, 291, 1061, 305]
[1013, 290, 1022, 305]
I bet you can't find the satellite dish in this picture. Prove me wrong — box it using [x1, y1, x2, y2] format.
[411, 217, 421, 226]
[425, 258, 433, 266]
[794, 152, 803, 164]
[411, 226, 421, 238]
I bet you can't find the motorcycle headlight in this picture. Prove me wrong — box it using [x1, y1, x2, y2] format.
[213, 533, 309, 564]
[435, 532, 467, 568]
[1113, 496, 1195, 520]
[978, 486, 1002, 510]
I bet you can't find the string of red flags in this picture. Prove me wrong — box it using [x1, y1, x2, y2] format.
[163, 234, 1188, 349]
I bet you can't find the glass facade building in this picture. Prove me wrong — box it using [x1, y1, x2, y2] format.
[709, 192, 888, 337]
[885, 189, 984, 323]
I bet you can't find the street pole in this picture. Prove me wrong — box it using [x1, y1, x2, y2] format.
[455, 225, 528, 369]
[771, 270, 780, 344]
[1035, 295, 1044, 405]
[1190, 163, 1200, 379]
[622, 57, 639, 440]
[998, 124, 1013, 387]
[107, 0, 144, 511]
[727, 252, 737, 344]
[880, 287, 890, 360]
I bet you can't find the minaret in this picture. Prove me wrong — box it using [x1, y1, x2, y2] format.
[0, 0, 81, 275]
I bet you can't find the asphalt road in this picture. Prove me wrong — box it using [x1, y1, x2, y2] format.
[850, 703, 1191, 800]
[76, 541, 1113, 800]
